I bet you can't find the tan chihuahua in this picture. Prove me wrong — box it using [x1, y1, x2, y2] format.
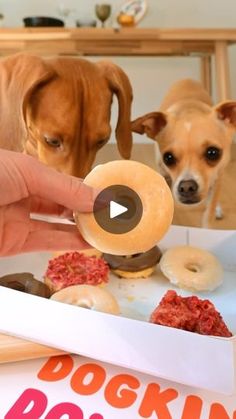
[131, 79, 236, 227]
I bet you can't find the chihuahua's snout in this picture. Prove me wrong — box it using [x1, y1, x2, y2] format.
[177, 179, 200, 204]
[178, 179, 198, 195]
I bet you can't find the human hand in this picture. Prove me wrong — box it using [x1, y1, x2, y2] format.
[0, 150, 96, 256]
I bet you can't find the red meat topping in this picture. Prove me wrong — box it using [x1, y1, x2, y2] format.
[150, 290, 232, 337]
[45, 252, 109, 289]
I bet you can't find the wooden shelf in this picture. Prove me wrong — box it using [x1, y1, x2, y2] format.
[0, 28, 233, 100]
[0, 28, 235, 57]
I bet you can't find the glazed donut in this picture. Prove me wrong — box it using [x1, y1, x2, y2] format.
[51, 284, 120, 315]
[44, 251, 109, 293]
[75, 161, 174, 255]
[103, 246, 162, 279]
[160, 245, 223, 292]
[0, 273, 51, 298]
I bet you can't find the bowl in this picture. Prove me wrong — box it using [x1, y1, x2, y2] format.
[76, 19, 97, 27]
[23, 16, 64, 27]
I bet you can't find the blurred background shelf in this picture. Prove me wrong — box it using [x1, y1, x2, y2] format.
[0, 28, 235, 100]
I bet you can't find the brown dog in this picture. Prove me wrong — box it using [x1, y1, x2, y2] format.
[0, 53, 133, 177]
[131, 79, 236, 227]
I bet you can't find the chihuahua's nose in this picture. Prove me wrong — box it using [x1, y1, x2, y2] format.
[178, 180, 198, 197]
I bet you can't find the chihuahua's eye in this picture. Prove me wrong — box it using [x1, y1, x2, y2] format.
[205, 146, 222, 162]
[163, 151, 177, 166]
[44, 135, 62, 148]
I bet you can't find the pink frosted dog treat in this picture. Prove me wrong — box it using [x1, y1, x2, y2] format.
[44, 251, 109, 292]
[150, 290, 232, 337]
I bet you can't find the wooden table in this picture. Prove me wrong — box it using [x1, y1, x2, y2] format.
[0, 27, 235, 101]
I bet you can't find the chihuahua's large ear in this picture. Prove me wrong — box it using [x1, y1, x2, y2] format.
[131, 112, 167, 139]
[214, 101, 236, 128]
[97, 61, 133, 159]
[0, 53, 55, 141]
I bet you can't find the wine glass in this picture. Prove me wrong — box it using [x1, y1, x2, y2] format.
[57, 2, 75, 26]
[95, 4, 111, 28]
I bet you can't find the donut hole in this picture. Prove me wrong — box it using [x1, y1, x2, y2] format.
[77, 297, 93, 309]
[185, 263, 200, 273]
[116, 195, 137, 220]
[125, 253, 141, 259]
[78, 302, 92, 309]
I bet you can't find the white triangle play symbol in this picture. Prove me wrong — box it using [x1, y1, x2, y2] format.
[110, 200, 128, 219]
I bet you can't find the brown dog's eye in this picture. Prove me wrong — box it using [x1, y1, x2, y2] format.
[44, 135, 62, 148]
[96, 139, 107, 148]
[205, 147, 222, 163]
[163, 151, 177, 166]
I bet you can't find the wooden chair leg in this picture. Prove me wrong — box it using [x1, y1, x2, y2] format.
[215, 41, 231, 101]
[200, 55, 212, 96]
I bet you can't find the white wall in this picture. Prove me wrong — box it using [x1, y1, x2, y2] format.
[1, 0, 236, 143]
[2, 0, 236, 29]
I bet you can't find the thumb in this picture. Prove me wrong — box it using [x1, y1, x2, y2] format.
[25, 157, 97, 212]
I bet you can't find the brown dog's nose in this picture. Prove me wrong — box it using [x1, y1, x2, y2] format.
[178, 180, 198, 197]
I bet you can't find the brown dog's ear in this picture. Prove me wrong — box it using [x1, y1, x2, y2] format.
[97, 61, 133, 159]
[131, 112, 167, 139]
[214, 101, 236, 127]
[0, 53, 55, 144]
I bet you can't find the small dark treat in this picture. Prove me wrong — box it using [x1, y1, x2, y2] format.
[0, 273, 51, 298]
[103, 246, 162, 272]
[150, 290, 232, 337]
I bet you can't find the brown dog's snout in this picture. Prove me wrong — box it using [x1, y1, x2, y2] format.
[177, 180, 199, 204]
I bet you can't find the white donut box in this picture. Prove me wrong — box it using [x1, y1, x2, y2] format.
[0, 225, 235, 395]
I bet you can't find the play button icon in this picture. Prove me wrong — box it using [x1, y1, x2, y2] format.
[93, 185, 143, 234]
[110, 201, 128, 219]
